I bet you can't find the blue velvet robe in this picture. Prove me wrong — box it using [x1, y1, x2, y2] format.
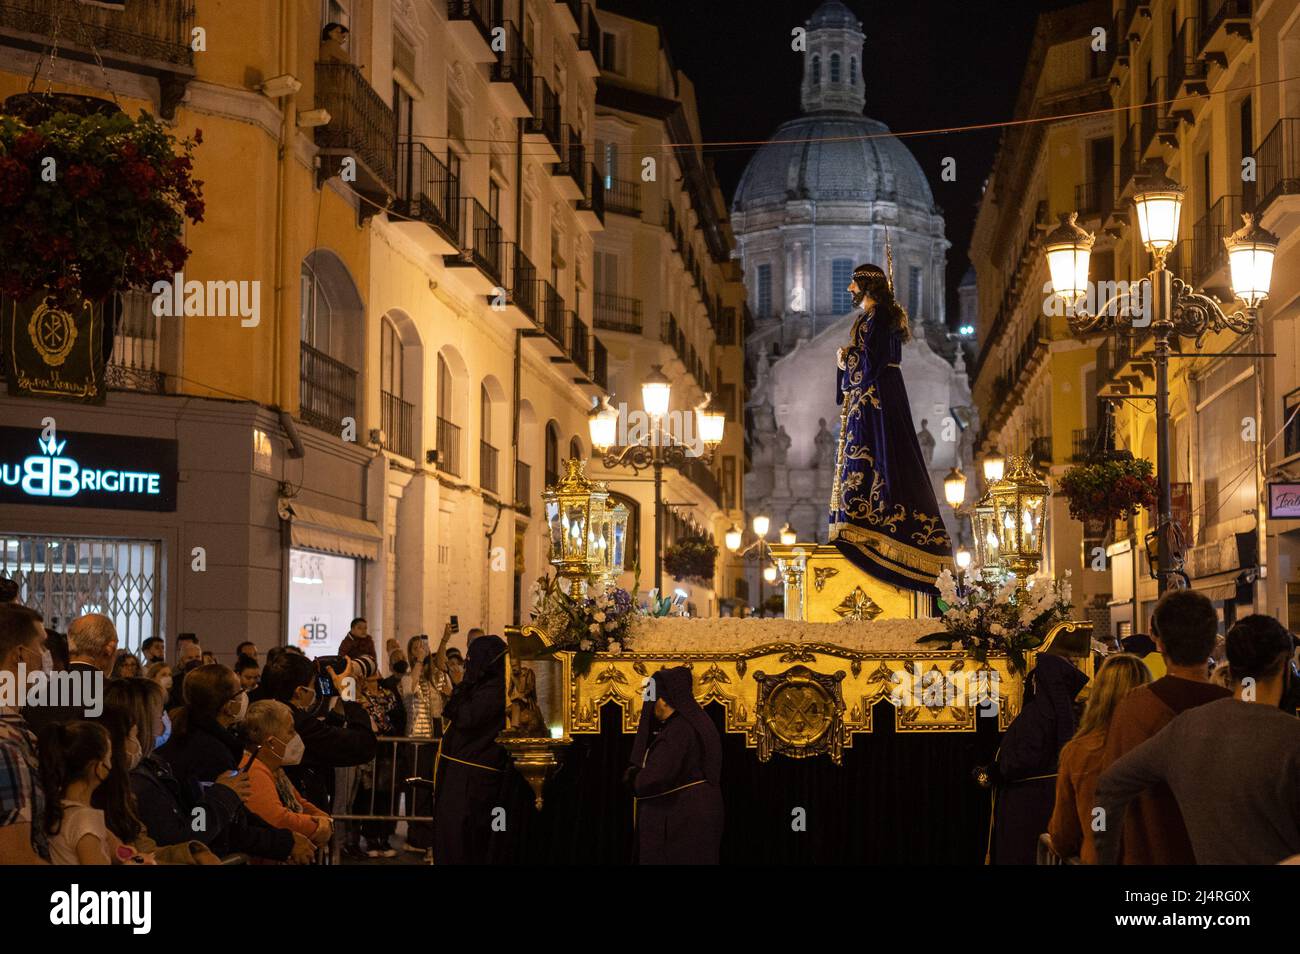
[828, 307, 953, 595]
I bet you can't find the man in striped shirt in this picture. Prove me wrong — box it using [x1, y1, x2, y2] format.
[0, 604, 50, 864]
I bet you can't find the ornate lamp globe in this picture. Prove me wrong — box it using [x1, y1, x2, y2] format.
[1224, 212, 1279, 309]
[696, 395, 726, 447]
[752, 514, 770, 538]
[641, 365, 672, 420]
[725, 524, 743, 552]
[971, 493, 1000, 576]
[587, 395, 619, 452]
[955, 548, 972, 571]
[982, 452, 1005, 484]
[987, 454, 1049, 584]
[1132, 165, 1185, 262]
[943, 466, 967, 509]
[1044, 212, 1094, 302]
[542, 458, 609, 595]
[779, 522, 797, 545]
[762, 564, 778, 584]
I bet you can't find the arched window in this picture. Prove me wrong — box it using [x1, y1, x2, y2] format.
[480, 383, 498, 493]
[299, 251, 363, 432]
[811, 55, 820, 85]
[380, 316, 416, 459]
[569, 436, 583, 461]
[435, 353, 461, 476]
[830, 53, 841, 83]
[480, 384, 492, 446]
[850, 56, 857, 84]
[545, 422, 560, 487]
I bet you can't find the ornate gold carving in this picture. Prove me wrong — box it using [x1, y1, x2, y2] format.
[778, 649, 816, 663]
[753, 666, 847, 764]
[813, 566, 839, 592]
[699, 663, 731, 685]
[833, 586, 884, 620]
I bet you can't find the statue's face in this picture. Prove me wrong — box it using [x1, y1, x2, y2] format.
[848, 279, 871, 309]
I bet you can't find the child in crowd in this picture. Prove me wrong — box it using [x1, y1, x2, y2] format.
[39, 721, 131, 865]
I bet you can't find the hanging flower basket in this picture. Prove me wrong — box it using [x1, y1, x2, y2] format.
[663, 533, 718, 587]
[0, 93, 205, 309]
[1058, 455, 1157, 525]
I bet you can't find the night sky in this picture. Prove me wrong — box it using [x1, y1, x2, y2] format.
[601, 0, 1087, 323]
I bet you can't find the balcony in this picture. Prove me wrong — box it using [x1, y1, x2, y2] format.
[436, 417, 463, 477]
[393, 140, 461, 255]
[522, 76, 562, 162]
[675, 457, 721, 508]
[575, 163, 605, 230]
[1139, 77, 1173, 158]
[1246, 117, 1300, 223]
[443, 197, 504, 291]
[381, 390, 416, 460]
[1075, 180, 1113, 220]
[552, 125, 586, 200]
[1191, 194, 1242, 285]
[1072, 427, 1114, 462]
[489, 20, 534, 118]
[314, 62, 397, 208]
[594, 292, 642, 334]
[300, 342, 357, 434]
[1168, 20, 1208, 99]
[604, 175, 642, 217]
[567, 313, 590, 378]
[525, 280, 567, 356]
[480, 440, 499, 494]
[445, 0, 496, 62]
[1196, 0, 1252, 67]
[592, 337, 608, 391]
[0, 0, 195, 118]
[501, 243, 539, 327]
[1029, 436, 1053, 469]
[514, 460, 532, 515]
[574, 2, 601, 78]
[106, 292, 165, 393]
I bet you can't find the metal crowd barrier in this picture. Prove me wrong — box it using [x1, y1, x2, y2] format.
[1036, 832, 1081, 865]
[325, 734, 440, 865]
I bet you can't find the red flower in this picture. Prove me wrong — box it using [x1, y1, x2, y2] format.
[13, 130, 46, 160]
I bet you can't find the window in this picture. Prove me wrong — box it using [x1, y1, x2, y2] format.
[569, 436, 583, 460]
[1285, 388, 1300, 459]
[520, 192, 533, 255]
[437, 354, 451, 418]
[393, 82, 413, 147]
[908, 265, 923, 317]
[380, 318, 402, 396]
[831, 259, 854, 314]
[603, 141, 618, 188]
[756, 263, 772, 317]
[850, 56, 857, 84]
[545, 423, 560, 486]
[489, 178, 501, 224]
[324, 0, 350, 31]
[1240, 95, 1253, 162]
[722, 456, 737, 511]
[811, 55, 820, 85]
[300, 262, 333, 351]
[601, 31, 619, 73]
[830, 53, 840, 83]
[594, 250, 619, 296]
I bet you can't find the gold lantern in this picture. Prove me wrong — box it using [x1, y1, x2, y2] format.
[987, 454, 1049, 586]
[542, 458, 609, 595]
[602, 501, 630, 584]
[588, 481, 611, 580]
[971, 492, 1001, 580]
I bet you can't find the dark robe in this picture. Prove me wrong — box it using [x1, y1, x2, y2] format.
[433, 634, 508, 865]
[629, 667, 723, 865]
[991, 654, 1089, 865]
[829, 305, 953, 595]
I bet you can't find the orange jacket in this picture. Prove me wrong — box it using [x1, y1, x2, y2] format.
[240, 758, 328, 839]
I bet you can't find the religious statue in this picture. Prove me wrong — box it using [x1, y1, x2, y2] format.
[773, 425, 792, 466]
[828, 263, 954, 596]
[813, 417, 836, 470]
[504, 659, 547, 737]
[917, 419, 936, 465]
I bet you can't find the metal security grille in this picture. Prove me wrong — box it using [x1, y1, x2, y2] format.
[0, 535, 161, 652]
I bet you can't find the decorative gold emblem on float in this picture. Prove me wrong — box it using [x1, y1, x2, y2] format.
[753, 665, 846, 764]
[27, 299, 79, 366]
[833, 585, 884, 620]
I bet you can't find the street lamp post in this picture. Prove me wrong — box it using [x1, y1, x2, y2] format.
[1045, 164, 1278, 593]
[588, 367, 726, 596]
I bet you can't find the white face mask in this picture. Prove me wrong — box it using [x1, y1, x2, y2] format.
[125, 734, 143, 771]
[281, 733, 305, 766]
[228, 691, 249, 722]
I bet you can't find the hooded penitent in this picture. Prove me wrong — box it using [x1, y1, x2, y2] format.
[631, 666, 722, 786]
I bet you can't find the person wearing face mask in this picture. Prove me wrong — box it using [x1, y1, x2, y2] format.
[38, 720, 120, 864]
[239, 700, 333, 854]
[99, 678, 238, 864]
[258, 650, 377, 814]
[0, 604, 52, 863]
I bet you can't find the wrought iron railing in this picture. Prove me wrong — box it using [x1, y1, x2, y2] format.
[540, 281, 565, 345]
[509, 245, 538, 322]
[576, 2, 601, 66]
[0, 0, 195, 67]
[1072, 427, 1114, 462]
[1029, 436, 1053, 467]
[514, 460, 531, 514]
[577, 163, 605, 222]
[568, 313, 589, 371]
[300, 342, 357, 434]
[314, 62, 396, 192]
[436, 417, 462, 477]
[106, 291, 164, 393]
[675, 457, 721, 507]
[1139, 76, 1165, 154]
[480, 440, 499, 494]
[1191, 193, 1242, 283]
[604, 175, 642, 216]
[524, 75, 561, 150]
[1197, 0, 1253, 55]
[553, 125, 585, 182]
[1246, 117, 1300, 217]
[490, 20, 534, 106]
[395, 140, 460, 243]
[594, 292, 642, 333]
[381, 390, 416, 460]
[1075, 180, 1113, 218]
[1168, 19, 1207, 94]
[445, 0, 492, 45]
[450, 196, 504, 286]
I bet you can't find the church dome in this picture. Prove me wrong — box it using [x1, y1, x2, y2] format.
[807, 0, 858, 29]
[732, 114, 936, 214]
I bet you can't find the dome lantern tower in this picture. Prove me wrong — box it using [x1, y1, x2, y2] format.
[801, 0, 866, 115]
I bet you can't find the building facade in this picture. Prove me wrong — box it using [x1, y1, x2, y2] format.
[970, 0, 1117, 632]
[590, 10, 748, 615]
[0, 0, 616, 661]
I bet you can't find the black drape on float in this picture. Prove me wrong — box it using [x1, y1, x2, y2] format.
[829, 307, 954, 595]
[501, 700, 999, 864]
